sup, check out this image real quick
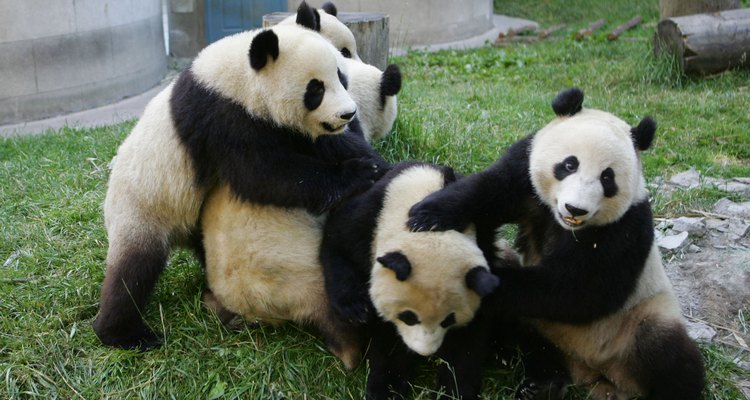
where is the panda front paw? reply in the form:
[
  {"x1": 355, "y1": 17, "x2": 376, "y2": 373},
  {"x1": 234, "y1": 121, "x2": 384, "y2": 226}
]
[
  {"x1": 341, "y1": 157, "x2": 383, "y2": 193},
  {"x1": 407, "y1": 196, "x2": 467, "y2": 232},
  {"x1": 331, "y1": 289, "x2": 371, "y2": 325}
]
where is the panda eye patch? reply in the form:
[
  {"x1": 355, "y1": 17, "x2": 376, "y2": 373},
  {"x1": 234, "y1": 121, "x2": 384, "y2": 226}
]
[
  {"x1": 337, "y1": 68, "x2": 348, "y2": 89},
  {"x1": 440, "y1": 313, "x2": 456, "y2": 328},
  {"x1": 553, "y1": 156, "x2": 579, "y2": 181},
  {"x1": 341, "y1": 47, "x2": 352, "y2": 58},
  {"x1": 601, "y1": 167, "x2": 618, "y2": 197},
  {"x1": 304, "y1": 79, "x2": 325, "y2": 111},
  {"x1": 397, "y1": 310, "x2": 419, "y2": 326}
]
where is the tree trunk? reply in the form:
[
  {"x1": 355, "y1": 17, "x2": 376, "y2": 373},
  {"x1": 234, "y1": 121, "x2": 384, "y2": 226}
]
[
  {"x1": 654, "y1": 8, "x2": 750, "y2": 75},
  {"x1": 659, "y1": 0, "x2": 739, "y2": 19}
]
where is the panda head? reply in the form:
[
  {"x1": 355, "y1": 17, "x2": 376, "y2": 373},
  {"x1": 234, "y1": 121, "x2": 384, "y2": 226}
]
[
  {"x1": 529, "y1": 88, "x2": 656, "y2": 230},
  {"x1": 191, "y1": 3, "x2": 356, "y2": 138},
  {"x1": 343, "y1": 59, "x2": 402, "y2": 141},
  {"x1": 370, "y1": 228, "x2": 498, "y2": 356},
  {"x1": 280, "y1": 1, "x2": 361, "y2": 61}
]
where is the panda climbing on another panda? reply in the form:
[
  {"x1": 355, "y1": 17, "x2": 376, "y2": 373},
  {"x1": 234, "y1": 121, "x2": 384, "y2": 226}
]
[
  {"x1": 199, "y1": 121, "x2": 387, "y2": 371},
  {"x1": 408, "y1": 88, "x2": 705, "y2": 400},
  {"x1": 321, "y1": 162, "x2": 499, "y2": 400},
  {"x1": 94, "y1": 2, "x2": 380, "y2": 351}
]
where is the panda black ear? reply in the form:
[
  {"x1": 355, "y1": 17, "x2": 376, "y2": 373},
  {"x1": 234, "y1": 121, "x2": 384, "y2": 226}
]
[
  {"x1": 296, "y1": 1, "x2": 321, "y2": 31},
  {"x1": 631, "y1": 116, "x2": 656, "y2": 151},
  {"x1": 380, "y1": 64, "x2": 402, "y2": 107},
  {"x1": 552, "y1": 87, "x2": 584, "y2": 117},
  {"x1": 465, "y1": 266, "x2": 499, "y2": 297},
  {"x1": 322, "y1": 1, "x2": 338, "y2": 16},
  {"x1": 249, "y1": 30, "x2": 279, "y2": 71},
  {"x1": 377, "y1": 251, "x2": 411, "y2": 281}
]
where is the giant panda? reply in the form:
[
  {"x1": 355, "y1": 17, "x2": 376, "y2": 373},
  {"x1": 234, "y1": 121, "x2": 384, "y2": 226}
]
[
  {"x1": 199, "y1": 124, "x2": 386, "y2": 371},
  {"x1": 279, "y1": 1, "x2": 361, "y2": 61},
  {"x1": 343, "y1": 58, "x2": 401, "y2": 141},
  {"x1": 408, "y1": 88, "x2": 705, "y2": 399},
  {"x1": 94, "y1": 3, "x2": 380, "y2": 351},
  {"x1": 321, "y1": 162, "x2": 500, "y2": 400}
]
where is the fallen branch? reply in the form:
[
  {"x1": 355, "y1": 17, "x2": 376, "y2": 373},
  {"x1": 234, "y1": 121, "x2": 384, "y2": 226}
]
[
  {"x1": 539, "y1": 23, "x2": 566, "y2": 38},
  {"x1": 575, "y1": 18, "x2": 605, "y2": 40},
  {"x1": 497, "y1": 24, "x2": 537, "y2": 40},
  {"x1": 607, "y1": 15, "x2": 642, "y2": 40}
]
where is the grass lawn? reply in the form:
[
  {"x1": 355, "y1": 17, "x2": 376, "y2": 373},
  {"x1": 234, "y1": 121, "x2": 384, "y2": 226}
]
[{"x1": 2, "y1": 0, "x2": 749, "y2": 398}]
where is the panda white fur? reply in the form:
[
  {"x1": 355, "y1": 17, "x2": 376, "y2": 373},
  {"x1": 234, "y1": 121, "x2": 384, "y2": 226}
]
[
  {"x1": 200, "y1": 186, "x2": 364, "y2": 370},
  {"x1": 408, "y1": 88, "x2": 705, "y2": 399},
  {"x1": 321, "y1": 162, "x2": 499, "y2": 400},
  {"x1": 280, "y1": 1, "x2": 360, "y2": 61},
  {"x1": 94, "y1": 3, "x2": 379, "y2": 350},
  {"x1": 343, "y1": 58, "x2": 401, "y2": 141}
]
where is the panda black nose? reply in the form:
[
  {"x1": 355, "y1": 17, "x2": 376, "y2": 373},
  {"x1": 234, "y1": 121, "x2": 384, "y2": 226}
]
[
  {"x1": 565, "y1": 203, "x2": 588, "y2": 217},
  {"x1": 340, "y1": 111, "x2": 356, "y2": 121}
]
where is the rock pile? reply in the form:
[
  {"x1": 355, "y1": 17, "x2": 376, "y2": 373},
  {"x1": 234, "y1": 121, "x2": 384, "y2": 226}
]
[{"x1": 651, "y1": 169, "x2": 749, "y2": 364}]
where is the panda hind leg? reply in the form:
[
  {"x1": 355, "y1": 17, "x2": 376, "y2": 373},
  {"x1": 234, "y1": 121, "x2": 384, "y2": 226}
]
[
  {"x1": 315, "y1": 307, "x2": 365, "y2": 371},
  {"x1": 201, "y1": 290, "x2": 242, "y2": 328},
  {"x1": 93, "y1": 235, "x2": 169, "y2": 351},
  {"x1": 627, "y1": 320, "x2": 705, "y2": 400}
]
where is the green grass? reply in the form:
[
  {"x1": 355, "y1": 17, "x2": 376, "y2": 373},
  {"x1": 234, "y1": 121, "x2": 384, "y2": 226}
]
[{"x1": 2, "y1": 1, "x2": 749, "y2": 398}]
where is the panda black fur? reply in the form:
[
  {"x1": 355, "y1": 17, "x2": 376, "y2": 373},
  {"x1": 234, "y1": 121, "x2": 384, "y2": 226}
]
[
  {"x1": 321, "y1": 162, "x2": 499, "y2": 400},
  {"x1": 94, "y1": 3, "x2": 380, "y2": 351},
  {"x1": 199, "y1": 124, "x2": 385, "y2": 371},
  {"x1": 408, "y1": 88, "x2": 705, "y2": 399}
]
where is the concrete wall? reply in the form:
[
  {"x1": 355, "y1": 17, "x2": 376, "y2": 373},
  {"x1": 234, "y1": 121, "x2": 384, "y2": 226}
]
[
  {"x1": 0, "y1": 0, "x2": 166, "y2": 124},
  {"x1": 289, "y1": 0, "x2": 493, "y2": 47},
  {"x1": 168, "y1": 0, "x2": 207, "y2": 57}
]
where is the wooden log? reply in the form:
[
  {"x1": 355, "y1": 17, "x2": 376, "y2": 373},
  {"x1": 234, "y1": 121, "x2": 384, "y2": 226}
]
[
  {"x1": 263, "y1": 12, "x2": 389, "y2": 70},
  {"x1": 654, "y1": 8, "x2": 750, "y2": 75},
  {"x1": 607, "y1": 16, "x2": 642, "y2": 41},
  {"x1": 575, "y1": 19, "x2": 605, "y2": 40},
  {"x1": 659, "y1": 0, "x2": 739, "y2": 19}
]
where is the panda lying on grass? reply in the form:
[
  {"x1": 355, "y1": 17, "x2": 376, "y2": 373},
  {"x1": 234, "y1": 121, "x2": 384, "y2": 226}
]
[{"x1": 409, "y1": 88, "x2": 705, "y2": 400}]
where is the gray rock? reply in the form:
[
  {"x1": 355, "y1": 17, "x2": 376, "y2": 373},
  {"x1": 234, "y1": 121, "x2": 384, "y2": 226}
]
[
  {"x1": 714, "y1": 198, "x2": 750, "y2": 219},
  {"x1": 686, "y1": 244, "x2": 702, "y2": 253},
  {"x1": 685, "y1": 319, "x2": 717, "y2": 342},
  {"x1": 728, "y1": 219, "x2": 750, "y2": 237},
  {"x1": 669, "y1": 168, "x2": 701, "y2": 188},
  {"x1": 657, "y1": 231, "x2": 689, "y2": 251},
  {"x1": 670, "y1": 217, "x2": 706, "y2": 236},
  {"x1": 705, "y1": 218, "x2": 729, "y2": 231}
]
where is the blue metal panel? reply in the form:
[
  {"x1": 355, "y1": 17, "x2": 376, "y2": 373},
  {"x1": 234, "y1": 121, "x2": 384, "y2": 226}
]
[{"x1": 205, "y1": 0, "x2": 286, "y2": 44}]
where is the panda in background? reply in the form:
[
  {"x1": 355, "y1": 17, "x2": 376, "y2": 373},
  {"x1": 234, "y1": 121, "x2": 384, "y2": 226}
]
[
  {"x1": 94, "y1": 2, "x2": 380, "y2": 351},
  {"x1": 343, "y1": 58, "x2": 401, "y2": 141},
  {"x1": 199, "y1": 123, "x2": 386, "y2": 371},
  {"x1": 321, "y1": 162, "x2": 499, "y2": 400},
  {"x1": 279, "y1": 1, "x2": 360, "y2": 61},
  {"x1": 408, "y1": 88, "x2": 705, "y2": 399}
]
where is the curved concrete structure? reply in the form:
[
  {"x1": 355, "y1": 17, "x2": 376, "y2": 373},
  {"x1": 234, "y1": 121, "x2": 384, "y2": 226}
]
[
  {"x1": 0, "y1": 0, "x2": 166, "y2": 124},
  {"x1": 287, "y1": 0, "x2": 494, "y2": 48}
]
